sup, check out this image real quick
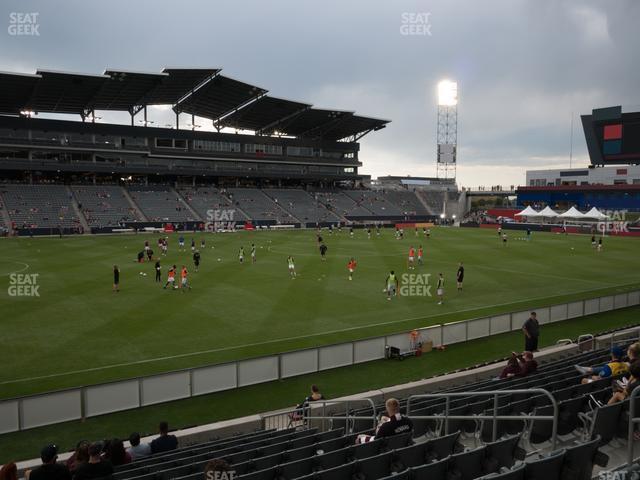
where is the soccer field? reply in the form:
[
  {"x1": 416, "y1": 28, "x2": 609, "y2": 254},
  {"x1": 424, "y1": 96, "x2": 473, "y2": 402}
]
[{"x1": 1, "y1": 227, "x2": 638, "y2": 399}]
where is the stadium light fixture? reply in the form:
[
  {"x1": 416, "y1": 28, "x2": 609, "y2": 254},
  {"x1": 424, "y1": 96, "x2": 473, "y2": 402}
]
[
  {"x1": 440, "y1": 213, "x2": 446, "y2": 219},
  {"x1": 437, "y1": 80, "x2": 458, "y2": 106}
]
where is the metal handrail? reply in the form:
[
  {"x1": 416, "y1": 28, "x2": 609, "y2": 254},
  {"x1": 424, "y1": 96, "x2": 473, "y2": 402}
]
[
  {"x1": 302, "y1": 398, "x2": 378, "y2": 432},
  {"x1": 407, "y1": 389, "x2": 559, "y2": 450},
  {"x1": 627, "y1": 385, "x2": 640, "y2": 465},
  {"x1": 610, "y1": 326, "x2": 640, "y2": 350}
]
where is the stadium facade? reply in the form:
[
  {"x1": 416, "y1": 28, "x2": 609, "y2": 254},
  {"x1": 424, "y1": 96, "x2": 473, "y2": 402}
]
[{"x1": 518, "y1": 106, "x2": 640, "y2": 211}]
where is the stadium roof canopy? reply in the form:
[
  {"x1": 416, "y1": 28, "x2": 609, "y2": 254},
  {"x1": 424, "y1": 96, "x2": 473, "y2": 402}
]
[{"x1": 0, "y1": 67, "x2": 389, "y2": 140}]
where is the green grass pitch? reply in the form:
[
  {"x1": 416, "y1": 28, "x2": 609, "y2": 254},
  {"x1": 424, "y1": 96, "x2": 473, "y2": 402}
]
[{"x1": 1, "y1": 226, "x2": 639, "y2": 400}]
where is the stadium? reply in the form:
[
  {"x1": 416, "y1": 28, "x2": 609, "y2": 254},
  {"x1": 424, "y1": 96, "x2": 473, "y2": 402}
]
[{"x1": 1, "y1": 2, "x2": 640, "y2": 480}]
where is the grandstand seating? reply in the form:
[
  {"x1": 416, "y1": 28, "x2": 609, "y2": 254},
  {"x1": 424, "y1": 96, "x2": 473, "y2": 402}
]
[
  {"x1": 380, "y1": 190, "x2": 429, "y2": 216},
  {"x1": 0, "y1": 184, "x2": 80, "y2": 229},
  {"x1": 72, "y1": 185, "x2": 141, "y2": 227},
  {"x1": 311, "y1": 191, "x2": 373, "y2": 218},
  {"x1": 127, "y1": 186, "x2": 197, "y2": 222},
  {"x1": 66, "y1": 344, "x2": 633, "y2": 480},
  {"x1": 178, "y1": 187, "x2": 247, "y2": 221},
  {"x1": 343, "y1": 191, "x2": 403, "y2": 216},
  {"x1": 262, "y1": 189, "x2": 340, "y2": 223},
  {"x1": 228, "y1": 188, "x2": 297, "y2": 223}
]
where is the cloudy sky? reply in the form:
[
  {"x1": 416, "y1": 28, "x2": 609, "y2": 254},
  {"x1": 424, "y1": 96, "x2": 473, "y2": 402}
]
[{"x1": 1, "y1": 0, "x2": 638, "y2": 188}]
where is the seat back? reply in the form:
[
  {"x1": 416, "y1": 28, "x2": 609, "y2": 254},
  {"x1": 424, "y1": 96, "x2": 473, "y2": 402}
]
[
  {"x1": 561, "y1": 436, "x2": 603, "y2": 480},
  {"x1": 523, "y1": 450, "x2": 565, "y2": 480},
  {"x1": 355, "y1": 451, "x2": 393, "y2": 480},
  {"x1": 447, "y1": 446, "x2": 487, "y2": 480},
  {"x1": 483, "y1": 434, "x2": 523, "y2": 472},
  {"x1": 590, "y1": 402, "x2": 623, "y2": 445},
  {"x1": 410, "y1": 456, "x2": 449, "y2": 480},
  {"x1": 424, "y1": 430, "x2": 462, "y2": 462},
  {"x1": 477, "y1": 463, "x2": 525, "y2": 480}
]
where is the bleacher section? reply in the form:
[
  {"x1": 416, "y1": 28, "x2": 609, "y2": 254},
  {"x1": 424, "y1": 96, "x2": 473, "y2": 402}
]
[
  {"x1": 179, "y1": 187, "x2": 247, "y2": 221},
  {"x1": 381, "y1": 190, "x2": 429, "y2": 216},
  {"x1": 0, "y1": 184, "x2": 80, "y2": 229},
  {"x1": 312, "y1": 191, "x2": 373, "y2": 218},
  {"x1": 72, "y1": 185, "x2": 141, "y2": 227},
  {"x1": 58, "y1": 344, "x2": 636, "y2": 480},
  {"x1": 344, "y1": 191, "x2": 404, "y2": 216},
  {"x1": 127, "y1": 186, "x2": 197, "y2": 222},
  {"x1": 262, "y1": 190, "x2": 340, "y2": 224},
  {"x1": 228, "y1": 188, "x2": 297, "y2": 223}
]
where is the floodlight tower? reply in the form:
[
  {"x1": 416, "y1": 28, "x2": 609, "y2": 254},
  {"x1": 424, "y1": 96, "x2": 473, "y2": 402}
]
[{"x1": 436, "y1": 80, "x2": 458, "y2": 180}]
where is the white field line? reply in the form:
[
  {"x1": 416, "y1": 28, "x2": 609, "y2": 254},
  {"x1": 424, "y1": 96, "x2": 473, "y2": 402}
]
[{"x1": 1, "y1": 282, "x2": 637, "y2": 386}]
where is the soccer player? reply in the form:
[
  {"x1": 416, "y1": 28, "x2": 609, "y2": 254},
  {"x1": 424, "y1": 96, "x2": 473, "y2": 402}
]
[
  {"x1": 597, "y1": 237, "x2": 603, "y2": 252},
  {"x1": 137, "y1": 250, "x2": 145, "y2": 263},
  {"x1": 591, "y1": 234, "x2": 596, "y2": 248},
  {"x1": 329, "y1": 224, "x2": 334, "y2": 235},
  {"x1": 497, "y1": 226, "x2": 502, "y2": 237},
  {"x1": 155, "y1": 260, "x2": 161, "y2": 282},
  {"x1": 502, "y1": 232, "x2": 508, "y2": 246},
  {"x1": 526, "y1": 228, "x2": 531, "y2": 241},
  {"x1": 113, "y1": 265, "x2": 120, "y2": 293},
  {"x1": 436, "y1": 273, "x2": 445, "y2": 305},
  {"x1": 251, "y1": 243, "x2": 256, "y2": 263},
  {"x1": 426, "y1": 228, "x2": 431, "y2": 238},
  {"x1": 367, "y1": 227, "x2": 371, "y2": 239},
  {"x1": 288, "y1": 256, "x2": 296, "y2": 278},
  {"x1": 408, "y1": 246, "x2": 415, "y2": 270},
  {"x1": 201, "y1": 238, "x2": 206, "y2": 249},
  {"x1": 163, "y1": 265, "x2": 176, "y2": 289},
  {"x1": 180, "y1": 265, "x2": 191, "y2": 291},
  {"x1": 191, "y1": 238, "x2": 196, "y2": 252},
  {"x1": 178, "y1": 235, "x2": 185, "y2": 251},
  {"x1": 144, "y1": 240, "x2": 150, "y2": 253},
  {"x1": 347, "y1": 257, "x2": 357, "y2": 281},
  {"x1": 417, "y1": 245, "x2": 424, "y2": 266},
  {"x1": 399, "y1": 228, "x2": 404, "y2": 240},
  {"x1": 319, "y1": 243, "x2": 328, "y2": 261},
  {"x1": 239, "y1": 246, "x2": 245, "y2": 263},
  {"x1": 422, "y1": 227, "x2": 427, "y2": 237},
  {"x1": 349, "y1": 227, "x2": 354, "y2": 238},
  {"x1": 456, "y1": 262, "x2": 464, "y2": 291},
  {"x1": 415, "y1": 227, "x2": 418, "y2": 237},
  {"x1": 376, "y1": 225, "x2": 381, "y2": 237},
  {"x1": 385, "y1": 270, "x2": 399, "y2": 300},
  {"x1": 146, "y1": 248, "x2": 154, "y2": 262},
  {"x1": 193, "y1": 250, "x2": 200, "y2": 272}
]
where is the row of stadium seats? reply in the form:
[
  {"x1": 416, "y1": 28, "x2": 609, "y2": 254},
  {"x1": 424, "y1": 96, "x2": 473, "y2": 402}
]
[
  {"x1": 0, "y1": 183, "x2": 451, "y2": 228},
  {"x1": 0, "y1": 184, "x2": 80, "y2": 228},
  {"x1": 72, "y1": 185, "x2": 142, "y2": 227},
  {"x1": 85, "y1": 345, "x2": 630, "y2": 480}
]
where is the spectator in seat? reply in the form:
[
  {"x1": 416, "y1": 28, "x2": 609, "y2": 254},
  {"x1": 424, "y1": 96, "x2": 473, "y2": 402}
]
[
  {"x1": 576, "y1": 346, "x2": 629, "y2": 384},
  {"x1": 608, "y1": 362, "x2": 640, "y2": 405},
  {"x1": 291, "y1": 385, "x2": 324, "y2": 421},
  {"x1": 626, "y1": 343, "x2": 640, "y2": 367},
  {"x1": 27, "y1": 445, "x2": 71, "y2": 480},
  {"x1": 0, "y1": 462, "x2": 18, "y2": 480},
  {"x1": 127, "y1": 432, "x2": 151, "y2": 460},
  {"x1": 65, "y1": 441, "x2": 90, "y2": 473},
  {"x1": 103, "y1": 438, "x2": 131, "y2": 466},
  {"x1": 73, "y1": 442, "x2": 113, "y2": 480},
  {"x1": 150, "y1": 421, "x2": 178, "y2": 454},
  {"x1": 375, "y1": 398, "x2": 413, "y2": 439},
  {"x1": 499, "y1": 355, "x2": 521, "y2": 379},
  {"x1": 517, "y1": 351, "x2": 538, "y2": 376}
]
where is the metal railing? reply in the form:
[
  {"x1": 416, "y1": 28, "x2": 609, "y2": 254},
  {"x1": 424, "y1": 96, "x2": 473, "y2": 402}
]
[
  {"x1": 261, "y1": 398, "x2": 378, "y2": 433},
  {"x1": 407, "y1": 389, "x2": 559, "y2": 450}
]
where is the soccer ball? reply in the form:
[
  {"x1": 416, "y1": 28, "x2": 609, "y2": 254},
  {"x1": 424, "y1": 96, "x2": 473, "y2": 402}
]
[{"x1": 217, "y1": 258, "x2": 222, "y2": 262}]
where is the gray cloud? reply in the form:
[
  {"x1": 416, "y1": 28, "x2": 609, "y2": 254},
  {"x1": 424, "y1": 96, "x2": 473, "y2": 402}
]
[{"x1": 0, "y1": 0, "x2": 637, "y2": 187}]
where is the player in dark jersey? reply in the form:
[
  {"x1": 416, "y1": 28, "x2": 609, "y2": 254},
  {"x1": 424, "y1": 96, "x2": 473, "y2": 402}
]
[
  {"x1": 113, "y1": 265, "x2": 120, "y2": 292},
  {"x1": 319, "y1": 243, "x2": 328, "y2": 261},
  {"x1": 456, "y1": 262, "x2": 464, "y2": 291},
  {"x1": 155, "y1": 260, "x2": 161, "y2": 282},
  {"x1": 193, "y1": 250, "x2": 201, "y2": 272}
]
